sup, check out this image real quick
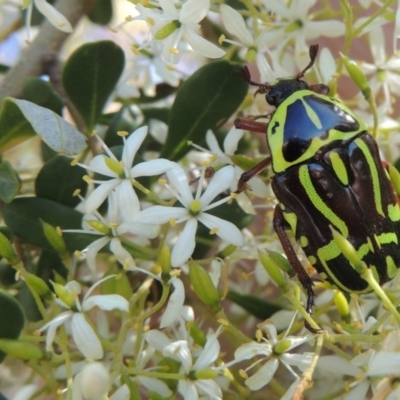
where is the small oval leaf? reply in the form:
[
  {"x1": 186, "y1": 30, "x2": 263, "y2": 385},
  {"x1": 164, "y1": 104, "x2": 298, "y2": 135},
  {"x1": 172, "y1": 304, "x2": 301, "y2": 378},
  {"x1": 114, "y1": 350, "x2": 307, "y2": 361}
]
[
  {"x1": 160, "y1": 60, "x2": 248, "y2": 161},
  {"x1": 63, "y1": 41, "x2": 125, "y2": 132},
  {"x1": 0, "y1": 98, "x2": 87, "y2": 155},
  {"x1": 35, "y1": 155, "x2": 87, "y2": 207},
  {"x1": 0, "y1": 161, "x2": 21, "y2": 203},
  {"x1": 0, "y1": 290, "x2": 25, "y2": 363}
]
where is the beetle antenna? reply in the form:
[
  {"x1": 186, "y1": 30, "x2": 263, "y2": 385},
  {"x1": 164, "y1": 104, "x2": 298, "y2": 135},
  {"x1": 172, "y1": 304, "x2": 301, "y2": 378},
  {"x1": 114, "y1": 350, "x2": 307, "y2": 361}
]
[
  {"x1": 238, "y1": 66, "x2": 272, "y2": 94},
  {"x1": 296, "y1": 44, "x2": 319, "y2": 80}
]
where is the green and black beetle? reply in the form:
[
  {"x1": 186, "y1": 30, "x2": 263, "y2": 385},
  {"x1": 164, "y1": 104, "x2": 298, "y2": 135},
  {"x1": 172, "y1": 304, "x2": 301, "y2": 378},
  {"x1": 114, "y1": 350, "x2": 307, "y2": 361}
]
[{"x1": 235, "y1": 44, "x2": 400, "y2": 330}]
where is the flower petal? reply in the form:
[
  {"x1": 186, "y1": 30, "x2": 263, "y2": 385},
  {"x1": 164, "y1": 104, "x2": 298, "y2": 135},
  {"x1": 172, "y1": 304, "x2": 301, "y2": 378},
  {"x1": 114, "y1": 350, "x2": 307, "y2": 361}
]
[
  {"x1": 117, "y1": 179, "x2": 141, "y2": 220},
  {"x1": 85, "y1": 179, "x2": 120, "y2": 214},
  {"x1": 136, "y1": 377, "x2": 173, "y2": 398},
  {"x1": 163, "y1": 340, "x2": 192, "y2": 373},
  {"x1": 245, "y1": 359, "x2": 278, "y2": 390},
  {"x1": 200, "y1": 166, "x2": 235, "y2": 206},
  {"x1": 82, "y1": 294, "x2": 129, "y2": 312},
  {"x1": 71, "y1": 313, "x2": 103, "y2": 360},
  {"x1": 109, "y1": 237, "x2": 137, "y2": 270},
  {"x1": 123, "y1": 126, "x2": 148, "y2": 168},
  {"x1": 182, "y1": 26, "x2": 225, "y2": 59},
  {"x1": 171, "y1": 218, "x2": 198, "y2": 267},
  {"x1": 180, "y1": 0, "x2": 209, "y2": 23},
  {"x1": 88, "y1": 155, "x2": 118, "y2": 177},
  {"x1": 234, "y1": 342, "x2": 272, "y2": 361},
  {"x1": 160, "y1": 277, "x2": 185, "y2": 328},
  {"x1": 39, "y1": 311, "x2": 73, "y2": 351},
  {"x1": 109, "y1": 384, "x2": 130, "y2": 400},
  {"x1": 198, "y1": 213, "x2": 244, "y2": 246},
  {"x1": 367, "y1": 351, "x2": 400, "y2": 376},
  {"x1": 145, "y1": 330, "x2": 172, "y2": 352},
  {"x1": 167, "y1": 166, "x2": 194, "y2": 205},
  {"x1": 223, "y1": 127, "x2": 245, "y2": 156},
  {"x1": 220, "y1": 5, "x2": 253, "y2": 47},
  {"x1": 34, "y1": 0, "x2": 72, "y2": 32},
  {"x1": 134, "y1": 205, "x2": 188, "y2": 225},
  {"x1": 194, "y1": 379, "x2": 222, "y2": 399},
  {"x1": 193, "y1": 331, "x2": 220, "y2": 370},
  {"x1": 85, "y1": 236, "x2": 110, "y2": 272},
  {"x1": 130, "y1": 159, "x2": 176, "y2": 178}
]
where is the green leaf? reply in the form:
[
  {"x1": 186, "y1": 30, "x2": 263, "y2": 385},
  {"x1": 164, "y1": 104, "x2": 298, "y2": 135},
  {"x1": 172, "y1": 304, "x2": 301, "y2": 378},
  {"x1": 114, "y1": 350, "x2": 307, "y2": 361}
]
[
  {"x1": 0, "y1": 161, "x2": 21, "y2": 203},
  {"x1": 0, "y1": 98, "x2": 87, "y2": 155},
  {"x1": 23, "y1": 77, "x2": 64, "y2": 115},
  {"x1": 0, "y1": 290, "x2": 25, "y2": 363},
  {"x1": 2, "y1": 197, "x2": 93, "y2": 253},
  {"x1": 63, "y1": 41, "x2": 125, "y2": 132},
  {"x1": 35, "y1": 155, "x2": 87, "y2": 207},
  {"x1": 226, "y1": 290, "x2": 283, "y2": 320},
  {"x1": 160, "y1": 60, "x2": 248, "y2": 161},
  {"x1": 88, "y1": 0, "x2": 113, "y2": 25}
]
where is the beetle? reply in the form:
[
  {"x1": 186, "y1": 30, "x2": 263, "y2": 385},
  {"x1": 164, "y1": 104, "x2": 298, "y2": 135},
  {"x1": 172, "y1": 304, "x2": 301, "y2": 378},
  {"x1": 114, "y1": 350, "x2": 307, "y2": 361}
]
[{"x1": 235, "y1": 44, "x2": 400, "y2": 331}]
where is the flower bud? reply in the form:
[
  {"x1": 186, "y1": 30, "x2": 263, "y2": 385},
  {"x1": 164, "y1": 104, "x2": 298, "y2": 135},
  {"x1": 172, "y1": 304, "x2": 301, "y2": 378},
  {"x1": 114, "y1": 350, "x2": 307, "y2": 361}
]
[
  {"x1": 330, "y1": 226, "x2": 367, "y2": 275},
  {"x1": 341, "y1": 53, "x2": 370, "y2": 98},
  {"x1": 41, "y1": 221, "x2": 68, "y2": 258},
  {"x1": 0, "y1": 231, "x2": 18, "y2": 265},
  {"x1": 0, "y1": 339, "x2": 43, "y2": 360},
  {"x1": 24, "y1": 273, "x2": 53, "y2": 300},
  {"x1": 267, "y1": 251, "x2": 294, "y2": 277},
  {"x1": 86, "y1": 219, "x2": 112, "y2": 235},
  {"x1": 154, "y1": 20, "x2": 181, "y2": 40},
  {"x1": 79, "y1": 362, "x2": 110, "y2": 400},
  {"x1": 217, "y1": 244, "x2": 236, "y2": 258},
  {"x1": 159, "y1": 244, "x2": 171, "y2": 278},
  {"x1": 50, "y1": 281, "x2": 75, "y2": 308},
  {"x1": 193, "y1": 368, "x2": 219, "y2": 380},
  {"x1": 333, "y1": 290, "x2": 350, "y2": 322},
  {"x1": 259, "y1": 252, "x2": 290, "y2": 292},
  {"x1": 273, "y1": 339, "x2": 291, "y2": 355},
  {"x1": 189, "y1": 263, "x2": 221, "y2": 313}
]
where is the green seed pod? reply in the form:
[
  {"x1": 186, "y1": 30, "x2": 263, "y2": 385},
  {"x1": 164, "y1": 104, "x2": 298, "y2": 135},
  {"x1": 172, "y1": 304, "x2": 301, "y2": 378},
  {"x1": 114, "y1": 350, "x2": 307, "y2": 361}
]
[
  {"x1": 189, "y1": 263, "x2": 221, "y2": 313},
  {"x1": 24, "y1": 273, "x2": 53, "y2": 300},
  {"x1": 259, "y1": 252, "x2": 290, "y2": 292},
  {"x1": 41, "y1": 221, "x2": 68, "y2": 257},
  {"x1": 333, "y1": 290, "x2": 351, "y2": 322},
  {"x1": 0, "y1": 231, "x2": 18, "y2": 265},
  {"x1": 0, "y1": 339, "x2": 44, "y2": 360}
]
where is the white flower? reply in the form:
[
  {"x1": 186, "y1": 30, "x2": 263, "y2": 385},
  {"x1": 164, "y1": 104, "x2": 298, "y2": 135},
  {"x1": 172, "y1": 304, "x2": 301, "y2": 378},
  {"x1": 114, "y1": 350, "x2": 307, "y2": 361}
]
[
  {"x1": 146, "y1": 327, "x2": 223, "y2": 399},
  {"x1": 220, "y1": 5, "x2": 285, "y2": 81},
  {"x1": 25, "y1": 0, "x2": 72, "y2": 40},
  {"x1": 233, "y1": 321, "x2": 313, "y2": 391},
  {"x1": 359, "y1": 26, "x2": 400, "y2": 113},
  {"x1": 79, "y1": 126, "x2": 175, "y2": 223},
  {"x1": 39, "y1": 277, "x2": 129, "y2": 360},
  {"x1": 136, "y1": 0, "x2": 225, "y2": 65},
  {"x1": 133, "y1": 164, "x2": 244, "y2": 267},
  {"x1": 261, "y1": 0, "x2": 345, "y2": 66}
]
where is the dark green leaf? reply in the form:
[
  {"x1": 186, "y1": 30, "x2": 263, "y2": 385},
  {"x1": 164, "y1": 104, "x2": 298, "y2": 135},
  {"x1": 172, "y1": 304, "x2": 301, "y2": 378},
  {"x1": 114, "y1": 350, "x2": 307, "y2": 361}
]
[
  {"x1": 0, "y1": 290, "x2": 25, "y2": 363},
  {"x1": 63, "y1": 41, "x2": 125, "y2": 132},
  {"x1": 160, "y1": 60, "x2": 248, "y2": 161},
  {"x1": 0, "y1": 161, "x2": 21, "y2": 203},
  {"x1": 0, "y1": 391, "x2": 9, "y2": 400},
  {"x1": 18, "y1": 282, "x2": 42, "y2": 322},
  {"x1": 37, "y1": 251, "x2": 68, "y2": 282},
  {"x1": 35, "y1": 155, "x2": 87, "y2": 207},
  {"x1": 23, "y1": 78, "x2": 64, "y2": 115},
  {"x1": 226, "y1": 290, "x2": 283, "y2": 320},
  {"x1": 2, "y1": 197, "x2": 92, "y2": 253},
  {"x1": 88, "y1": 0, "x2": 113, "y2": 25},
  {"x1": 0, "y1": 98, "x2": 87, "y2": 155}
]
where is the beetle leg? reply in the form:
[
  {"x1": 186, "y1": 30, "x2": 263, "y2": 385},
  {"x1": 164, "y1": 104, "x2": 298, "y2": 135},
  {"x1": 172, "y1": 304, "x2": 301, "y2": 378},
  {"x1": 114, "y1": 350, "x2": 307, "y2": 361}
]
[
  {"x1": 236, "y1": 156, "x2": 272, "y2": 192},
  {"x1": 273, "y1": 205, "x2": 318, "y2": 319},
  {"x1": 234, "y1": 117, "x2": 268, "y2": 133}
]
